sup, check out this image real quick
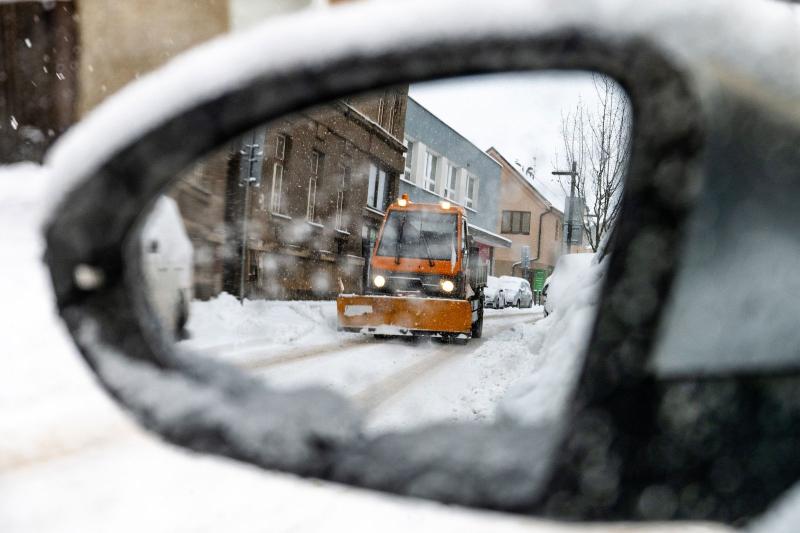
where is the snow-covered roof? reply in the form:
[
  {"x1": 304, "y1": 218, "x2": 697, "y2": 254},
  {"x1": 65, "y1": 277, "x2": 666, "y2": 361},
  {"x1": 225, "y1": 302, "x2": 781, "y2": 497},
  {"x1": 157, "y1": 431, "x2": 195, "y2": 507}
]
[
  {"x1": 486, "y1": 147, "x2": 564, "y2": 215},
  {"x1": 468, "y1": 223, "x2": 512, "y2": 248}
]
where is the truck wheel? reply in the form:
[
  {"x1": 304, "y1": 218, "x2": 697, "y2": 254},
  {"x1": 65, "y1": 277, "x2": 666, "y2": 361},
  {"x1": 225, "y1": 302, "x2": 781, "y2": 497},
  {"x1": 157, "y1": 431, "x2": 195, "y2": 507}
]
[{"x1": 471, "y1": 297, "x2": 484, "y2": 339}]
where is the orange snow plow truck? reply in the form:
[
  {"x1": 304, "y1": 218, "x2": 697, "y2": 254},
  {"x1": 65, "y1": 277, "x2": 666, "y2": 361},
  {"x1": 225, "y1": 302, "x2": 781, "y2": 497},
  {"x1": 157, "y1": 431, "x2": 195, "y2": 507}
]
[{"x1": 337, "y1": 195, "x2": 487, "y2": 341}]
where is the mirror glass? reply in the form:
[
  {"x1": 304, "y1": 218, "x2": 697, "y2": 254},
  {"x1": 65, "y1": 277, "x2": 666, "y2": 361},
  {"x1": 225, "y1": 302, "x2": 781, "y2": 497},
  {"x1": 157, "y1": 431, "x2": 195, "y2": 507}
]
[{"x1": 136, "y1": 72, "x2": 631, "y2": 434}]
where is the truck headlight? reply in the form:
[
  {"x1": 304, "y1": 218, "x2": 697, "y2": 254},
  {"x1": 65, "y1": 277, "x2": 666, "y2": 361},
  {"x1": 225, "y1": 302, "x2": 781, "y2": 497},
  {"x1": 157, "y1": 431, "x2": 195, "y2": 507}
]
[
  {"x1": 440, "y1": 279, "x2": 455, "y2": 293},
  {"x1": 373, "y1": 275, "x2": 386, "y2": 288}
]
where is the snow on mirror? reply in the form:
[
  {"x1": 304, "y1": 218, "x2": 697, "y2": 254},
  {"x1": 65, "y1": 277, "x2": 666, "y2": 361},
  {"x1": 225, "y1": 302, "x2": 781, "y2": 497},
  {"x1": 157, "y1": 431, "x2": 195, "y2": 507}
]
[{"x1": 137, "y1": 72, "x2": 630, "y2": 433}]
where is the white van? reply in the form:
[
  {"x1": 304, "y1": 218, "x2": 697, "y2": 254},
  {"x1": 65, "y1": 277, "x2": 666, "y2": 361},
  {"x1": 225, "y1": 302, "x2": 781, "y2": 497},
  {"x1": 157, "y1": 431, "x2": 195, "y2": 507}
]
[{"x1": 140, "y1": 196, "x2": 194, "y2": 339}]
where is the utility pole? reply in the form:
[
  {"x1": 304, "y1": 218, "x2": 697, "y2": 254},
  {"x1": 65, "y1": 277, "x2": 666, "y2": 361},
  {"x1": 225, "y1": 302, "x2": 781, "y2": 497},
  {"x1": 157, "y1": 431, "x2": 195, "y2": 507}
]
[
  {"x1": 238, "y1": 129, "x2": 264, "y2": 303},
  {"x1": 552, "y1": 160, "x2": 578, "y2": 255}
]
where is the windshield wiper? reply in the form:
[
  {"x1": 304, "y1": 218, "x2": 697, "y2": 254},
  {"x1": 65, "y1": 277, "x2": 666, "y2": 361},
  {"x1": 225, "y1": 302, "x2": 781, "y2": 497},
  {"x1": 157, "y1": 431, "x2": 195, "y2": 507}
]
[
  {"x1": 395, "y1": 214, "x2": 406, "y2": 265},
  {"x1": 419, "y1": 229, "x2": 435, "y2": 267}
]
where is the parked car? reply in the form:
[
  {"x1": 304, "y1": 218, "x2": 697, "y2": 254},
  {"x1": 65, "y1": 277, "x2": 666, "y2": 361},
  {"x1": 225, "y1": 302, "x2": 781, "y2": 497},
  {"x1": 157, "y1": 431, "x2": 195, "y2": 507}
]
[
  {"x1": 497, "y1": 276, "x2": 533, "y2": 308},
  {"x1": 483, "y1": 276, "x2": 507, "y2": 308},
  {"x1": 140, "y1": 196, "x2": 194, "y2": 339}
]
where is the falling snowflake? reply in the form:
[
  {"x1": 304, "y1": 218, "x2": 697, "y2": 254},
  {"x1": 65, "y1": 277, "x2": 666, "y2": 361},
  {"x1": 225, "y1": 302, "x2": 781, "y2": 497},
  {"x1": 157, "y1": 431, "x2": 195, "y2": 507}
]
[
  {"x1": 24, "y1": 38, "x2": 32, "y2": 48},
  {"x1": 10, "y1": 116, "x2": 18, "y2": 130}
]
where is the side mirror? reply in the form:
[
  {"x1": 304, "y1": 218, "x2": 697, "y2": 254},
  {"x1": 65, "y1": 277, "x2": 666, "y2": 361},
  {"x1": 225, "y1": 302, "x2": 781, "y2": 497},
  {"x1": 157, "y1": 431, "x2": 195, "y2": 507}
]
[{"x1": 42, "y1": 0, "x2": 800, "y2": 525}]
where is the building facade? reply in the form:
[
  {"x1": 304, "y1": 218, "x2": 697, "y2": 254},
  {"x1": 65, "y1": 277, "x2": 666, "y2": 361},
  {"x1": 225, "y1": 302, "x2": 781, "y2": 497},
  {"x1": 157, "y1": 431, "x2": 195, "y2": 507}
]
[
  {"x1": 169, "y1": 88, "x2": 408, "y2": 301},
  {"x1": 486, "y1": 147, "x2": 564, "y2": 292},
  {"x1": 231, "y1": 90, "x2": 408, "y2": 299},
  {"x1": 167, "y1": 147, "x2": 231, "y2": 300},
  {"x1": 400, "y1": 97, "x2": 510, "y2": 268}
]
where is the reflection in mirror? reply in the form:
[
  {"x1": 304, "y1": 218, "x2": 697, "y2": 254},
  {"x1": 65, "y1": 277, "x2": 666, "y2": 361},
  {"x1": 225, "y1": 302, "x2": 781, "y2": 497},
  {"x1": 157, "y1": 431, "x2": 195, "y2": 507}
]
[{"x1": 137, "y1": 72, "x2": 631, "y2": 434}]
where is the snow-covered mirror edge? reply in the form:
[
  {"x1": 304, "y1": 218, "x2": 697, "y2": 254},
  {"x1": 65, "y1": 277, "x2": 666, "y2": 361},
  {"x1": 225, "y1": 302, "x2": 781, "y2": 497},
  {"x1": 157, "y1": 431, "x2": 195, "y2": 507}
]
[{"x1": 51, "y1": 0, "x2": 800, "y2": 523}]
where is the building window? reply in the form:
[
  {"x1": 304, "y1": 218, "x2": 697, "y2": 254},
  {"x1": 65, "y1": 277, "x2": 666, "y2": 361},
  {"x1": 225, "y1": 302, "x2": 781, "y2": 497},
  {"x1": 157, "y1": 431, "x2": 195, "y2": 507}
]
[
  {"x1": 275, "y1": 134, "x2": 286, "y2": 159},
  {"x1": 501, "y1": 210, "x2": 531, "y2": 235},
  {"x1": 336, "y1": 166, "x2": 351, "y2": 231},
  {"x1": 555, "y1": 222, "x2": 560, "y2": 240},
  {"x1": 465, "y1": 174, "x2": 478, "y2": 208},
  {"x1": 247, "y1": 249, "x2": 260, "y2": 283},
  {"x1": 386, "y1": 96, "x2": 395, "y2": 131},
  {"x1": 377, "y1": 98, "x2": 386, "y2": 127},
  {"x1": 445, "y1": 165, "x2": 459, "y2": 200},
  {"x1": 390, "y1": 98, "x2": 402, "y2": 135},
  {"x1": 270, "y1": 162, "x2": 284, "y2": 214},
  {"x1": 307, "y1": 150, "x2": 323, "y2": 222},
  {"x1": 424, "y1": 151, "x2": 438, "y2": 192},
  {"x1": 404, "y1": 139, "x2": 414, "y2": 181},
  {"x1": 367, "y1": 162, "x2": 388, "y2": 211}
]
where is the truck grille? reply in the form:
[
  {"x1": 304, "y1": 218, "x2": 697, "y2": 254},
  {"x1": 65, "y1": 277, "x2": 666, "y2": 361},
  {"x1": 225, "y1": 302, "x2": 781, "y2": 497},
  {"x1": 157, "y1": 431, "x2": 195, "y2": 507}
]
[{"x1": 387, "y1": 275, "x2": 424, "y2": 292}]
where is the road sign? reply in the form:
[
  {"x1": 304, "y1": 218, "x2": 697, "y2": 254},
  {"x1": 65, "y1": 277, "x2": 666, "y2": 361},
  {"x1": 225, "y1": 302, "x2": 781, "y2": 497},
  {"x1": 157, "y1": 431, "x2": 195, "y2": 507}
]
[
  {"x1": 563, "y1": 196, "x2": 585, "y2": 246},
  {"x1": 567, "y1": 197, "x2": 584, "y2": 225},
  {"x1": 568, "y1": 222, "x2": 583, "y2": 245}
]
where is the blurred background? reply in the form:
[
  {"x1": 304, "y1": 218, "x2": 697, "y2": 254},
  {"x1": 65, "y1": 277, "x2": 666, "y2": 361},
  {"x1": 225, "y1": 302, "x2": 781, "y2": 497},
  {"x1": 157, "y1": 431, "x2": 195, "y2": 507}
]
[{"x1": 1, "y1": 0, "x2": 330, "y2": 163}]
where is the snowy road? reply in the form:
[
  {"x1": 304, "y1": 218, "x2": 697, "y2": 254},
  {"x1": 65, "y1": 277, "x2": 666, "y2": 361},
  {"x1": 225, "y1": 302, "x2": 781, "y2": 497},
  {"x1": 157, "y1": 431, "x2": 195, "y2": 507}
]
[{"x1": 182, "y1": 301, "x2": 545, "y2": 433}]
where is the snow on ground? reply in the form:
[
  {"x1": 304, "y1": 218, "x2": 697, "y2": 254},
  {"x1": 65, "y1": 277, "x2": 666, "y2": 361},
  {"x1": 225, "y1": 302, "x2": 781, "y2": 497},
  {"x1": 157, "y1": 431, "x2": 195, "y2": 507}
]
[
  {"x1": 366, "y1": 311, "x2": 546, "y2": 432},
  {"x1": 3, "y1": 432, "x2": 611, "y2": 533},
  {"x1": 255, "y1": 336, "x2": 427, "y2": 392},
  {"x1": 179, "y1": 294, "x2": 551, "y2": 432},
  {"x1": 180, "y1": 292, "x2": 356, "y2": 361},
  {"x1": 498, "y1": 253, "x2": 604, "y2": 425},
  {"x1": 172, "y1": 269, "x2": 596, "y2": 435}
]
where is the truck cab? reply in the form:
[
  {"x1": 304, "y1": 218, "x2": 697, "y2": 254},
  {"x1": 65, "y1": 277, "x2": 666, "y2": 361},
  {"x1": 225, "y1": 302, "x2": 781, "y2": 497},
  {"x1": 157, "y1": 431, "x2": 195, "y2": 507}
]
[
  {"x1": 368, "y1": 199, "x2": 473, "y2": 298},
  {"x1": 337, "y1": 196, "x2": 486, "y2": 340}
]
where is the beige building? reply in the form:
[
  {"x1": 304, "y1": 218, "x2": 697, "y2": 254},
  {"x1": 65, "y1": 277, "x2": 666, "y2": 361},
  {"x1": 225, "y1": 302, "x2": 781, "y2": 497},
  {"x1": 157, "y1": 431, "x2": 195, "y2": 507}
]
[
  {"x1": 76, "y1": 0, "x2": 318, "y2": 115},
  {"x1": 486, "y1": 147, "x2": 563, "y2": 292}
]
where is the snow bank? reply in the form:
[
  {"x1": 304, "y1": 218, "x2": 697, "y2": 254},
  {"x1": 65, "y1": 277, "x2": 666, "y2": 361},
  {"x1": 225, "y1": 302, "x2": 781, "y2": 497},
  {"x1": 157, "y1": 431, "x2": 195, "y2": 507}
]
[
  {"x1": 180, "y1": 293, "x2": 351, "y2": 360},
  {"x1": 497, "y1": 253, "x2": 606, "y2": 425}
]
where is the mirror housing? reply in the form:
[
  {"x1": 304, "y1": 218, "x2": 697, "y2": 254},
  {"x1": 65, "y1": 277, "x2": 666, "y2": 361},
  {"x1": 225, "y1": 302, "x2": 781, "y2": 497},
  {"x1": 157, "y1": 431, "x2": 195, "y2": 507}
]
[{"x1": 42, "y1": 0, "x2": 800, "y2": 524}]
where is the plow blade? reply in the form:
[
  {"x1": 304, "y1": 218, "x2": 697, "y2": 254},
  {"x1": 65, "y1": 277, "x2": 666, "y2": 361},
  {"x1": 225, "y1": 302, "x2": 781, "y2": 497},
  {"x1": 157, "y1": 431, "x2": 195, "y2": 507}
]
[{"x1": 337, "y1": 294, "x2": 472, "y2": 335}]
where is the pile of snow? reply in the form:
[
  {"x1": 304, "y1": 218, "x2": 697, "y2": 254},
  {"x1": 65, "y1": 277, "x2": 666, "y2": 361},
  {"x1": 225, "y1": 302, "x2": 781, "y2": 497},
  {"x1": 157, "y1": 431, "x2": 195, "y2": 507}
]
[
  {"x1": 497, "y1": 253, "x2": 606, "y2": 425},
  {"x1": 180, "y1": 293, "x2": 351, "y2": 360}
]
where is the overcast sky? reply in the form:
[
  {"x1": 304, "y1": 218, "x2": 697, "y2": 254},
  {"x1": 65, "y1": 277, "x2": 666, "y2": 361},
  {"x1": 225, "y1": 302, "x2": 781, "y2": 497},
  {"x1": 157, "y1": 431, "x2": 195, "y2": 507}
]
[{"x1": 409, "y1": 72, "x2": 601, "y2": 208}]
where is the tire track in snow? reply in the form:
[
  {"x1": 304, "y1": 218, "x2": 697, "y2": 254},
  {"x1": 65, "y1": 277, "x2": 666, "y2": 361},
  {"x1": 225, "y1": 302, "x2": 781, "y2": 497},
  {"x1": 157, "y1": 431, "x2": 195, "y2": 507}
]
[
  {"x1": 234, "y1": 312, "x2": 540, "y2": 371},
  {"x1": 354, "y1": 313, "x2": 541, "y2": 412},
  {"x1": 237, "y1": 337, "x2": 373, "y2": 370},
  {"x1": 353, "y1": 344, "x2": 459, "y2": 411}
]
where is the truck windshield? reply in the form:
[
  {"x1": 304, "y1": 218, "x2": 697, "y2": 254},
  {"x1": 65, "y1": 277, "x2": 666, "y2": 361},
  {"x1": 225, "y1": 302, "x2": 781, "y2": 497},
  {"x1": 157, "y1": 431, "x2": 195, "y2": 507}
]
[{"x1": 376, "y1": 211, "x2": 458, "y2": 261}]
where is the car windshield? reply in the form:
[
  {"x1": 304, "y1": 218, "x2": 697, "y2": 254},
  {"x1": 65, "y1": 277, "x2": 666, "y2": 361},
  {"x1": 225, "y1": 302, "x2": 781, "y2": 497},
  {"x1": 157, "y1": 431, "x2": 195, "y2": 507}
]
[{"x1": 375, "y1": 210, "x2": 458, "y2": 261}]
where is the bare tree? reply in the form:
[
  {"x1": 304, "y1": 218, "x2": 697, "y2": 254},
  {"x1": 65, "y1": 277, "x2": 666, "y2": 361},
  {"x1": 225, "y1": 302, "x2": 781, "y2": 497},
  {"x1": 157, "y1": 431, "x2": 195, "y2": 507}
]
[{"x1": 554, "y1": 74, "x2": 631, "y2": 252}]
